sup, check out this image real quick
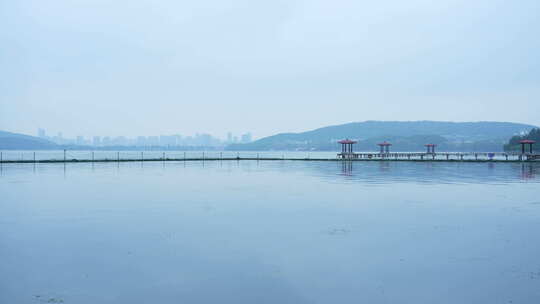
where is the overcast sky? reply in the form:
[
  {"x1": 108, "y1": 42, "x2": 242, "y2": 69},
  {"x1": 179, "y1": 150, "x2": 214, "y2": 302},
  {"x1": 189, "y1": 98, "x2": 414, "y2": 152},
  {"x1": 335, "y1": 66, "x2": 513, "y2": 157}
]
[{"x1": 1, "y1": 0, "x2": 539, "y2": 139}]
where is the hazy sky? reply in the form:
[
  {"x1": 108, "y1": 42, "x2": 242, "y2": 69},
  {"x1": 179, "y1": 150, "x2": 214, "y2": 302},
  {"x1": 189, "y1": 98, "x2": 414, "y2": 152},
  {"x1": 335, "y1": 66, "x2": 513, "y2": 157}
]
[{"x1": 1, "y1": 0, "x2": 539, "y2": 139}]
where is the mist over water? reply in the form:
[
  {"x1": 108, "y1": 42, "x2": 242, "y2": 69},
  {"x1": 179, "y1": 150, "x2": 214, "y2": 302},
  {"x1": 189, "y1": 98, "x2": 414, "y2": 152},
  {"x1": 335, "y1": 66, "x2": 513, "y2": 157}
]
[
  {"x1": 2, "y1": 1, "x2": 540, "y2": 303},
  {"x1": 1, "y1": 161, "x2": 539, "y2": 303}
]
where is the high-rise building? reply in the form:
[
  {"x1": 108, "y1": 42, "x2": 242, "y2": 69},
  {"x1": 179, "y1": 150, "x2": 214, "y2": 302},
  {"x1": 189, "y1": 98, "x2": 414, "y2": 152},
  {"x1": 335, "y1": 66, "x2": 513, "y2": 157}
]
[
  {"x1": 50, "y1": 132, "x2": 64, "y2": 145},
  {"x1": 112, "y1": 136, "x2": 127, "y2": 146},
  {"x1": 174, "y1": 135, "x2": 182, "y2": 146},
  {"x1": 241, "y1": 133, "x2": 252, "y2": 143},
  {"x1": 147, "y1": 136, "x2": 159, "y2": 146},
  {"x1": 93, "y1": 136, "x2": 101, "y2": 146},
  {"x1": 197, "y1": 134, "x2": 212, "y2": 146},
  {"x1": 136, "y1": 136, "x2": 147, "y2": 146},
  {"x1": 183, "y1": 136, "x2": 193, "y2": 146},
  {"x1": 76, "y1": 136, "x2": 85, "y2": 145},
  {"x1": 38, "y1": 128, "x2": 46, "y2": 138},
  {"x1": 160, "y1": 135, "x2": 177, "y2": 146},
  {"x1": 227, "y1": 132, "x2": 233, "y2": 143}
]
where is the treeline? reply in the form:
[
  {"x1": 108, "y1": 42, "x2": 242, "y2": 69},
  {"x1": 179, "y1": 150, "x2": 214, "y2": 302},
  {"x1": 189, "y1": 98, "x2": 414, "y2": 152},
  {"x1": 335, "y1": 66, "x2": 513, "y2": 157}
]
[{"x1": 504, "y1": 128, "x2": 540, "y2": 152}]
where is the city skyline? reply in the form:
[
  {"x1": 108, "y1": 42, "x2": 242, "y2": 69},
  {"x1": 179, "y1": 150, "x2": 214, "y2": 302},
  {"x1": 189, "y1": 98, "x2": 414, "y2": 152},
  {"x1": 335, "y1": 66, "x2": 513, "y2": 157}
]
[{"x1": 36, "y1": 128, "x2": 252, "y2": 147}]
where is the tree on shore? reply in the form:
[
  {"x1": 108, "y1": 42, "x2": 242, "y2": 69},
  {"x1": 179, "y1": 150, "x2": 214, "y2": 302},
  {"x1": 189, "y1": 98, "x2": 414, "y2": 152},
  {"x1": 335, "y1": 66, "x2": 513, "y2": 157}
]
[{"x1": 504, "y1": 128, "x2": 540, "y2": 152}]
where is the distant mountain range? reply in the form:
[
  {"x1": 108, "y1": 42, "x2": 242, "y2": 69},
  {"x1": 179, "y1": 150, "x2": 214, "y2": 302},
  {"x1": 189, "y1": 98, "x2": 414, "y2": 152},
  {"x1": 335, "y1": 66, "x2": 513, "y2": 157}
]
[
  {"x1": 226, "y1": 121, "x2": 538, "y2": 152},
  {"x1": 0, "y1": 130, "x2": 58, "y2": 149}
]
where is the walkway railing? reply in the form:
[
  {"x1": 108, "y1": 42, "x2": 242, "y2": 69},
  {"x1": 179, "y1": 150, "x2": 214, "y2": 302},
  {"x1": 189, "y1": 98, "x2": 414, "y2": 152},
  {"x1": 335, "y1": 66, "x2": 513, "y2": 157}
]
[
  {"x1": 0, "y1": 151, "x2": 538, "y2": 163},
  {"x1": 337, "y1": 152, "x2": 536, "y2": 161}
]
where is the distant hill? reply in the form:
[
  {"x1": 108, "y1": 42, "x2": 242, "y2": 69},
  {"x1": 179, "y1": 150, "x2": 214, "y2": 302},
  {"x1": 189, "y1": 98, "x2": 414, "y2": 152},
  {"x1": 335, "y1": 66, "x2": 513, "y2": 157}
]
[
  {"x1": 227, "y1": 121, "x2": 537, "y2": 152},
  {"x1": 0, "y1": 130, "x2": 58, "y2": 149}
]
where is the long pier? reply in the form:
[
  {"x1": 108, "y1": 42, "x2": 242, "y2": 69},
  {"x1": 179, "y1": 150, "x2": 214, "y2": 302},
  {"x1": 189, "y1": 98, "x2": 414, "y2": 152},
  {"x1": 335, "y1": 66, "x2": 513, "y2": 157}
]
[
  {"x1": 337, "y1": 152, "x2": 539, "y2": 161},
  {"x1": 0, "y1": 152, "x2": 538, "y2": 164}
]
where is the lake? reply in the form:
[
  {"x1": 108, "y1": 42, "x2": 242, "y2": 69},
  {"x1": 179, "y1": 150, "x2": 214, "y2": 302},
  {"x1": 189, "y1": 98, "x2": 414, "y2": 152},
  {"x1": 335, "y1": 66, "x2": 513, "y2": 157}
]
[{"x1": 1, "y1": 160, "x2": 539, "y2": 303}]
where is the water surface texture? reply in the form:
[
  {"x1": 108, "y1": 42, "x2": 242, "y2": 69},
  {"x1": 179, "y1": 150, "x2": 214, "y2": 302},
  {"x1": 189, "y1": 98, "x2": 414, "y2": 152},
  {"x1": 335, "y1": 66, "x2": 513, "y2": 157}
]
[{"x1": 1, "y1": 161, "x2": 540, "y2": 303}]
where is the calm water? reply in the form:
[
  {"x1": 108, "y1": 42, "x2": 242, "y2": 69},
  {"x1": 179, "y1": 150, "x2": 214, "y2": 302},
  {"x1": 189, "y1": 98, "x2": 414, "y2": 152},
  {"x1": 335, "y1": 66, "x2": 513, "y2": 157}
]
[{"x1": 1, "y1": 161, "x2": 539, "y2": 303}]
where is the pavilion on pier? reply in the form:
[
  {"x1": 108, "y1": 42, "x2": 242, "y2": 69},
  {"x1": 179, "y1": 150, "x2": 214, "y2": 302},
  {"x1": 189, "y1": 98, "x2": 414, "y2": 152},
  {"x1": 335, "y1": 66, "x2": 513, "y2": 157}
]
[
  {"x1": 519, "y1": 140, "x2": 536, "y2": 154},
  {"x1": 337, "y1": 139, "x2": 359, "y2": 159},
  {"x1": 425, "y1": 144, "x2": 437, "y2": 154},
  {"x1": 377, "y1": 141, "x2": 392, "y2": 154}
]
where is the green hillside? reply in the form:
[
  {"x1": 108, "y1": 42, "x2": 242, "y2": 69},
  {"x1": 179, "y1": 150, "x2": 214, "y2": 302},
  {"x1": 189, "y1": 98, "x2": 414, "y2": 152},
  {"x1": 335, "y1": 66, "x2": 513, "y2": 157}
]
[
  {"x1": 504, "y1": 128, "x2": 540, "y2": 152},
  {"x1": 227, "y1": 121, "x2": 537, "y2": 152}
]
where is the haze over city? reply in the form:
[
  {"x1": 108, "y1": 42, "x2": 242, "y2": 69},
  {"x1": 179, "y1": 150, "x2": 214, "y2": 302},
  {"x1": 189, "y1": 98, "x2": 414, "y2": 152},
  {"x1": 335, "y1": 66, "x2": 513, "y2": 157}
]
[
  {"x1": 1, "y1": 0, "x2": 539, "y2": 139},
  {"x1": 35, "y1": 128, "x2": 252, "y2": 147}
]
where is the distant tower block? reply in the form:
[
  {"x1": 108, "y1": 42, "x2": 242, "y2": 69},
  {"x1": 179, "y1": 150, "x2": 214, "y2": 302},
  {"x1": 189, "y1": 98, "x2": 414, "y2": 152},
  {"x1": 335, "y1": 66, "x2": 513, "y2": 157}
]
[
  {"x1": 377, "y1": 141, "x2": 392, "y2": 154},
  {"x1": 425, "y1": 144, "x2": 436, "y2": 154},
  {"x1": 338, "y1": 139, "x2": 358, "y2": 159},
  {"x1": 519, "y1": 140, "x2": 535, "y2": 154}
]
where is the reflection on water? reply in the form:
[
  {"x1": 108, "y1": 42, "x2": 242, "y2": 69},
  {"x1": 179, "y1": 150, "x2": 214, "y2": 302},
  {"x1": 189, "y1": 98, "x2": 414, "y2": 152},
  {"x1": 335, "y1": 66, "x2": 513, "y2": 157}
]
[
  {"x1": 2, "y1": 160, "x2": 539, "y2": 185},
  {"x1": 334, "y1": 161, "x2": 539, "y2": 184},
  {"x1": 1, "y1": 161, "x2": 540, "y2": 304},
  {"x1": 521, "y1": 163, "x2": 537, "y2": 179}
]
